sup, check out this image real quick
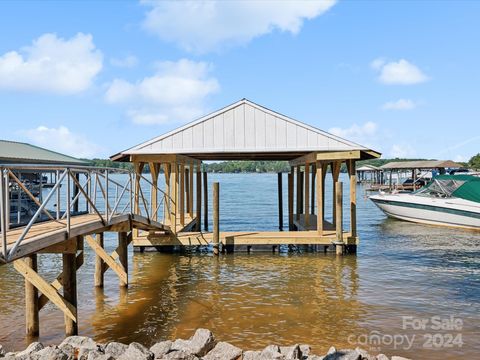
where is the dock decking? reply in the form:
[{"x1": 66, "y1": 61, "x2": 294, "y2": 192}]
[{"x1": 2, "y1": 213, "x2": 166, "y2": 263}]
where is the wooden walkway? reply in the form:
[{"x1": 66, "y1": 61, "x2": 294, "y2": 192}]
[{"x1": 2, "y1": 213, "x2": 167, "y2": 263}]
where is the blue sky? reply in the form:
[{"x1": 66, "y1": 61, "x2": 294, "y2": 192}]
[{"x1": 0, "y1": 0, "x2": 479, "y2": 161}]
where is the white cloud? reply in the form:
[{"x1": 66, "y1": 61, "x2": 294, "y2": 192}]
[
  {"x1": 0, "y1": 33, "x2": 102, "y2": 94},
  {"x1": 371, "y1": 58, "x2": 428, "y2": 85},
  {"x1": 389, "y1": 143, "x2": 416, "y2": 158},
  {"x1": 110, "y1": 55, "x2": 138, "y2": 68},
  {"x1": 329, "y1": 121, "x2": 378, "y2": 141},
  {"x1": 382, "y1": 99, "x2": 416, "y2": 111},
  {"x1": 23, "y1": 126, "x2": 102, "y2": 158},
  {"x1": 141, "y1": 0, "x2": 336, "y2": 53},
  {"x1": 105, "y1": 58, "x2": 219, "y2": 124}
]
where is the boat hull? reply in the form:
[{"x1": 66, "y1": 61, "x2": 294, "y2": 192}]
[{"x1": 370, "y1": 194, "x2": 480, "y2": 230}]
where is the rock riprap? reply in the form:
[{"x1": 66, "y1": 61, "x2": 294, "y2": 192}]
[{"x1": 0, "y1": 329, "x2": 412, "y2": 360}]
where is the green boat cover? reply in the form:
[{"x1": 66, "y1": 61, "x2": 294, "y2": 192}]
[{"x1": 424, "y1": 175, "x2": 480, "y2": 203}]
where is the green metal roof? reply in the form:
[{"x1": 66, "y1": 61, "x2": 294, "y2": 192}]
[{"x1": 0, "y1": 140, "x2": 90, "y2": 165}]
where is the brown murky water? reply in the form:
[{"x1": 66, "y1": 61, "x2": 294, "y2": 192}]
[{"x1": 1, "y1": 174, "x2": 479, "y2": 358}]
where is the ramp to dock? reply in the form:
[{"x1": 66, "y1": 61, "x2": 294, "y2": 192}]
[{"x1": 2, "y1": 213, "x2": 167, "y2": 263}]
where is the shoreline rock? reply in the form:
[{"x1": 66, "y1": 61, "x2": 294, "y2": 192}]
[{"x1": 0, "y1": 328, "x2": 411, "y2": 360}]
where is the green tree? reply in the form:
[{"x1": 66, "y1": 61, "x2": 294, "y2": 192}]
[{"x1": 468, "y1": 153, "x2": 480, "y2": 170}]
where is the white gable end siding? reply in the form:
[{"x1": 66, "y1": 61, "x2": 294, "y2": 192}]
[{"x1": 128, "y1": 100, "x2": 366, "y2": 155}]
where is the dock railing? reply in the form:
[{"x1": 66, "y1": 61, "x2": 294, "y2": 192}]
[{"x1": 0, "y1": 164, "x2": 171, "y2": 263}]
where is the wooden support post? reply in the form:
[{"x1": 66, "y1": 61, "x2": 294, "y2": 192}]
[
  {"x1": 189, "y1": 162, "x2": 194, "y2": 218},
  {"x1": 335, "y1": 182, "x2": 344, "y2": 255},
  {"x1": 133, "y1": 162, "x2": 144, "y2": 239},
  {"x1": 331, "y1": 162, "x2": 341, "y2": 226},
  {"x1": 347, "y1": 160, "x2": 357, "y2": 254},
  {"x1": 185, "y1": 168, "x2": 190, "y2": 214},
  {"x1": 63, "y1": 251, "x2": 78, "y2": 336},
  {"x1": 118, "y1": 232, "x2": 128, "y2": 287},
  {"x1": 277, "y1": 172, "x2": 283, "y2": 231},
  {"x1": 163, "y1": 163, "x2": 170, "y2": 224},
  {"x1": 299, "y1": 170, "x2": 304, "y2": 216},
  {"x1": 180, "y1": 164, "x2": 185, "y2": 226},
  {"x1": 311, "y1": 164, "x2": 316, "y2": 215},
  {"x1": 288, "y1": 168, "x2": 294, "y2": 231},
  {"x1": 348, "y1": 160, "x2": 357, "y2": 238},
  {"x1": 94, "y1": 232, "x2": 104, "y2": 287},
  {"x1": 304, "y1": 163, "x2": 310, "y2": 227},
  {"x1": 213, "y1": 182, "x2": 219, "y2": 256},
  {"x1": 25, "y1": 254, "x2": 39, "y2": 336},
  {"x1": 196, "y1": 163, "x2": 201, "y2": 231},
  {"x1": 296, "y1": 166, "x2": 301, "y2": 220},
  {"x1": 203, "y1": 171, "x2": 208, "y2": 231},
  {"x1": 316, "y1": 161, "x2": 324, "y2": 235},
  {"x1": 149, "y1": 162, "x2": 159, "y2": 221},
  {"x1": 171, "y1": 164, "x2": 178, "y2": 233}
]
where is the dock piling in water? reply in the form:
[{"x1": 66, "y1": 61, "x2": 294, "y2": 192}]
[
  {"x1": 94, "y1": 232, "x2": 104, "y2": 287},
  {"x1": 278, "y1": 172, "x2": 283, "y2": 231},
  {"x1": 25, "y1": 254, "x2": 39, "y2": 337},
  {"x1": 203, "y1": 171, "x2": 208, "y2": 231},
  {"x1": 213, "y1": 182, "x2": 219, "y2": 256},
  {"x1": 335, "y1": 181, "x2": 344, "y2": 256},
  {"x1": 63, "y1": 251, "x2": 78, "y2": 336}
]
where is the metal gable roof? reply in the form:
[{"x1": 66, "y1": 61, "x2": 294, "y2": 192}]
[
  {"x1": 113, "y1": 99, "x2": 379, "y2": 161},
  {"x1": 380, "y1": 160, "x2": 462, "y2": 170},
  {"x1": 0, "y1": 140, "x2": 90, "y2": 165}
]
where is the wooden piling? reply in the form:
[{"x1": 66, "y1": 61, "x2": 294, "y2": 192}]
[
  {"x1": 331, "y1": 162, "x2": 341, "y2": 226},
  {"x1": 94, "y1": 232, "x2": 104, "y2": 287},
  {"x1": 25, "y1": 254, "x2": 39, "y2": 336},
  {"x1": 299, "y1": 170, "x2": 304, "y2": 216},
  {"x1": 63, "y1": 251, "x2": 78, "y2": 336},
  {"x1": 311, "y1": 165, "x2": 315, "y2": 215},
  {"x1": 189, "y1": 162, "x2": 194, "y2": 218},
  {"x1": 171, "y1": 164, "x2": 179, "y2": 233},
  {"x1": 316, "y1": 162, "x2": 324, "y2": 235},
  {"x1": 185, "y1": 168, "x2": 190, "y2": 214},
  {"x1": 118, "y1": 232, "x2": 128, "y2": 287},
  {"x1": 180, "y1": 164, "x2": 185, "y2": 226},
  {"x1": 304, "y1": 163, "x2": 310, "y2": 227},
  {"x1": 163, "y1": 163, "x2": 171, "y2": 224},
  {"x1": 213, "y1": 182, "x2": 219, "y2": 256},
  {"x1": 288, "y1": 170, "x2": 294, "y2": 230},
  {"x1": 277, "y1": 172, "x2": 283, "y2": 231},
  {"x1": 348, "y1": 160, "x2": 357, "y2": 238},
  {"x1": 203, "y1": 171, "x2": 208, "y2": 231},
  {"x1": 149, "y1": 162, "x2": 159, "y2": 221},
  {"x1": 335, "y1": 181, "x2": 344, "y2": 255},
  {"x1": 196, "y1": 164, "x2": 201, "y2": 231},
  {"x1": 296, "y1": 166, "x2": 301, "y2": 220}
]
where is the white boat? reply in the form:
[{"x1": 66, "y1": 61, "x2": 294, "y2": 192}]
[{"x1": 370, "y1": 175, "x2": 480, "y2": 230}]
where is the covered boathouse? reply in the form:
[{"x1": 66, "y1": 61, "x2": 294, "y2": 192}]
[{"x1": 112, "y1": 99, "x2": 380, "y2": 254}]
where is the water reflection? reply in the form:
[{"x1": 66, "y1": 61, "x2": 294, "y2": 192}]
[{"x1": 87, "y1": 253, "x2": 366, "y2": 353}]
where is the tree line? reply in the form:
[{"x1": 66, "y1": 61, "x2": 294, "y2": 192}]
[{"x1": 83, "y1": 155, "x2": 480, "y2": 173}]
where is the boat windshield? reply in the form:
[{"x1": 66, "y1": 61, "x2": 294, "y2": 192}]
[{"x1": 415, "y1": 178, "x2": 466, "y2": 198}]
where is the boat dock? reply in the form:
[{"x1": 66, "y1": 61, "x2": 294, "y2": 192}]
[{"x1": 1, "y1": 99, "x2": 381, "y2": 339}]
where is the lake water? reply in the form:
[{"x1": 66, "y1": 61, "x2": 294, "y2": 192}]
[{"x1": 0, "y1": 173, "x2": 479, "y2": 358}]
